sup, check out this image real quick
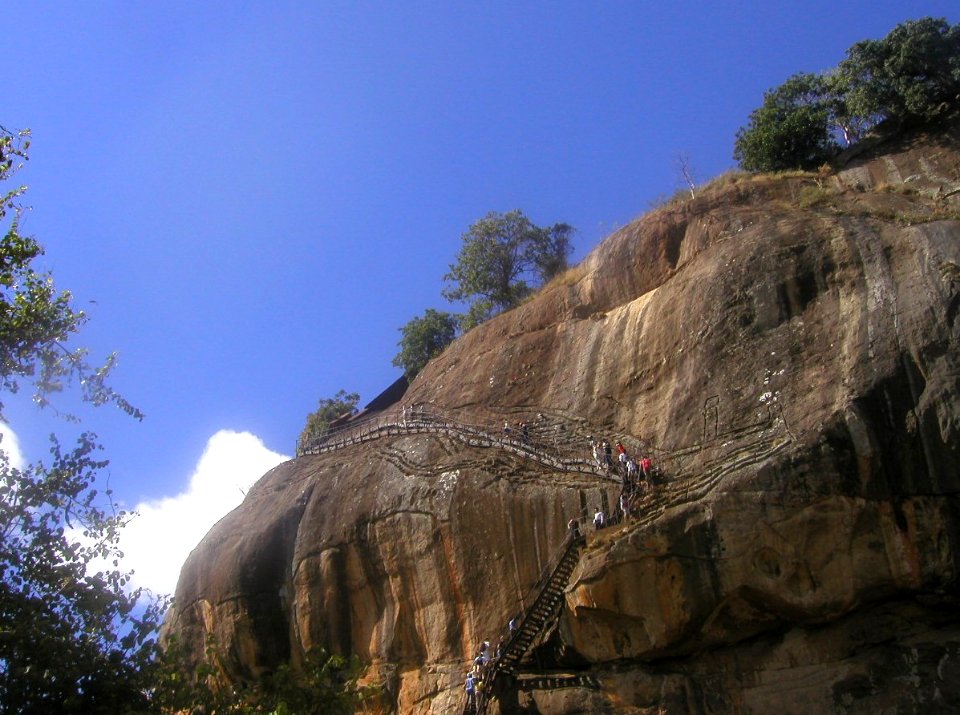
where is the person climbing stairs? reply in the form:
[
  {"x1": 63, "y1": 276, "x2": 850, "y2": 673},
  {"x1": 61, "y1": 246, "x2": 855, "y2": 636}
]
[{"x1": 463, "y1": 526, "x2": 586, "y2": 714}]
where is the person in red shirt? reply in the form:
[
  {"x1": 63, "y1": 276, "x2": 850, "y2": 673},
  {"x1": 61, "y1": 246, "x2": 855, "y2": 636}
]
[{"x1": 640, "y1": 457, "x2": 652, "y2": 481}]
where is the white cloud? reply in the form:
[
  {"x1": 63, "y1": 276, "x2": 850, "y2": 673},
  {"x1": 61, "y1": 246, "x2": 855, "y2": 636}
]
[
  {"x1": 0, "y1": 423, "x2": 26, "y2": 470},
  {"x1": 118, "y1": 430, "x2": 289, "y2": 596}
]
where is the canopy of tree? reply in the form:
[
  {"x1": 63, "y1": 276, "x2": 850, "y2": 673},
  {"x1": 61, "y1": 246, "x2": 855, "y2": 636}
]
[
  {"x1": 734, "y1": 17, "x2": 960, "y2": 172},
  {"x1": 0, "y1": 129, "x2": 141, "y2": 420},
  {"x1": 442, "y1": 209, "x2": 573, "y2": 329},
  {"x1": 392, "y1": 308, "x2": 459, "y2": 379},
  {"x1": 299, "y1": 389, "x2": 360, "y2": 448},
  {"x1": 390, "y1": 210, "x2": 574, "y2": 380},
  {"x1": 0, "y1": 126, "x2": 161, "y2": 713}
]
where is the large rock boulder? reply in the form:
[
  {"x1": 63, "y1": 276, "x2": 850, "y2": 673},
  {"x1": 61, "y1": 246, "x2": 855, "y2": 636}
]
[{"x1": 164, "y1": 119, "x2": 960, "y2": 713}]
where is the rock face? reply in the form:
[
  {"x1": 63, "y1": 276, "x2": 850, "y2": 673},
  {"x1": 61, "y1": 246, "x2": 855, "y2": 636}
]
[{"x1": 164, "y1": 119, "x2": 960, "y2": 713}]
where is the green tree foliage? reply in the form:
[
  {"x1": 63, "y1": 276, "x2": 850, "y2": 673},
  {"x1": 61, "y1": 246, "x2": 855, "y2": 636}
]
[
  {"x1": 442, "y1": 210, "x2": 573, "y2": 329},
  {"x1": 392, "y1": 309, "x2": 459, "y2": 379},
  {"x1": 299, "y1": 389, "x2": 360, "y2": 447},
  {"x1": 0, "y1": 127, "x2": 141, "y2": 420},
  {"x1": 733, "y1": 73, "x2": 839, "y2": 172},
  {"x1": 0, "y1": 437, "x2": 165, "y2": 714},
  {"x1": 831, "y1": 17, "x2": 960, "y2": 131},
  {"x1": 153, "y1": 641, "x2": 373, "y2": 714},
  {"x1": 734, "y1": 17, "x2": 960, "y2": 172},
  {"x1": 0, "y1": 126, "x2": 162, "y2": 713}
]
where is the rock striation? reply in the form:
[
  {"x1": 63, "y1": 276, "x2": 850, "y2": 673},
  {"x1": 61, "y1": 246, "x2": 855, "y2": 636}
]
[{"x1": 164, "y1": 118, "x2": 960, "y2": 713}]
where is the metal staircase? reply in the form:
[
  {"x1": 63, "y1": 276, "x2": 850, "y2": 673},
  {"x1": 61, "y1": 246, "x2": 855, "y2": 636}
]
[
  {"x1": 463, "y1": 528, "x2": 585, "y2": 714},
  {"x1": 497, "y1": 531, "x2": 584, "y2": 674}
]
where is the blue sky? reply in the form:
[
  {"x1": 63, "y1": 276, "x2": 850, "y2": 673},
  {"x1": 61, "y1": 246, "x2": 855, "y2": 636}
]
[{"x1": 4, "y1": 1, "x2": 956, "y2": 595}]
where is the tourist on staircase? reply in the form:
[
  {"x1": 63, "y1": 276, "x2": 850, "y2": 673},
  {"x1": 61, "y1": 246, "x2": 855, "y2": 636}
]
[
  {"x1": 640, "y1": 455, "x2": 652, "y2": 482},
  {"x1": 465, "y1": 671, "x2": 476, "y2": 711},
  {"x1": 602, "y1": 439, "x2": 613, "y2": 473}
]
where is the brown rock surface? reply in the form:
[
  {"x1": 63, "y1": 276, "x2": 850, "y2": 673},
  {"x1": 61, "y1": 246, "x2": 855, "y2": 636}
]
[{"x1": 164, "y1": 119, "x2": 960, "y2": 713}]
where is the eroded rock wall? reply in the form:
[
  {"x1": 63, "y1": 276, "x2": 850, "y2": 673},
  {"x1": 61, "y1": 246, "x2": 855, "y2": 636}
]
[{"x1": 165, "y1": 120, "x2": 960, "y2": 713}]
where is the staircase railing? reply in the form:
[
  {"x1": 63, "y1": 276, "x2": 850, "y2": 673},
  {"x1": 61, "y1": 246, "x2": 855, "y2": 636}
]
[
  {"x1": 463, "y1": 527, "x2": 585, "y2": 715},
  {"x1": 297, "y1": 403, "x2": 616, "y2": 478}
]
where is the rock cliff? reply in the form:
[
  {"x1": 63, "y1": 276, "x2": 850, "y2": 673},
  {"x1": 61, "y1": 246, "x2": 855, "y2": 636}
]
[{"x1": 164, "y1": 118, "x2": 960, "y2": 713}]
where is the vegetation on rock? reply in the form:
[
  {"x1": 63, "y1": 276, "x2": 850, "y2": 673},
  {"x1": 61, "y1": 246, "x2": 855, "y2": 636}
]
[
  {"x1": 735, "y1": 17, "x2": 960, "y2": 171},
  {"x1": 299, "y1": 389, "x2": 360, "y2": 447},
  {"x1": 392, "y1": 308, "x2": 459, "y2": 379},
  {"x1": 173, "y1": 101, "x2": 960, "y2": 715},
  {"x1": 442, "y1": 209, "x2": 573, "y2": 329},
  {"x1": 153, "y1": 641, "x2": 372, "y2": 714},
  {"x1": 389, "y1": 209, "x2": 574, "y2": 381}
]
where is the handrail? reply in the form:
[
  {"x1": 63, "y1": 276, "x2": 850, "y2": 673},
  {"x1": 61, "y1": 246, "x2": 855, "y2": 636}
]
[
  {"x1": 296, "y1": 403, "x2": 619, "y2": 479},
  {"x1": 501, "y1": 530, "x2": 583, "y2": 661},
  {"x1": 505, "y1": 528, "x2": 579, "y2": 642},
  {"x1": 465, "y1": 529, "x2": 584, "y2": 715},
  {"x1": 455, "y1": 414, "x2": 793, "y2": 713}
]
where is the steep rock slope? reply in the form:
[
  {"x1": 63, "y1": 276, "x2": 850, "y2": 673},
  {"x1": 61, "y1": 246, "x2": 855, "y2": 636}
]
[{"x1": 165, "y1": 119, "x2": 960, "y2": 713}]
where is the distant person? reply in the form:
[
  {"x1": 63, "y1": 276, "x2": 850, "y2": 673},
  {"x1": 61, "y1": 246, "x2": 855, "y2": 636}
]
[
  {"x1": 568, "y1": 518, "x2": 581, "y2": 539},
  {"x1": 640, "y1": 456, "x2": 652, "y2": 481},
  {"x1": 481, "y1": 640, "x2": 492, "y2": 664},
  {"x1": 592, "y1": 440, "x2": 603, "y2": 469},
  {"x1": 603, "y1": 440, "x2": 613, "y2": 471},
  {"x1": 593, "y1": 508, "x2": 605, "y2": 530}
]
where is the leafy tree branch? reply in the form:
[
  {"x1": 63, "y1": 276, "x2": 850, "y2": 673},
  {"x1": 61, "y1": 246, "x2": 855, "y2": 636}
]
[{"x1": 734, "y1": 17, "x2": 960, "y2": 172}]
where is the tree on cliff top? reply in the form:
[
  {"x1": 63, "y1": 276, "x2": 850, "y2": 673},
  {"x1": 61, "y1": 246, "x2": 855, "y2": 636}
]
[
  {"x1": 733, "y1": 73, "x2": 840, "y2": 172},
  {"x1": 442, "y1": 210, "x2": 573, "y2": 329},
  {"x1": 734, "y1": 17, "x2": 960, "y2": 172},
  {"x1": 392, "y1": 308, "x2": 459, "y2": 379},
  {"x1": 830, "y1": 17, "x2": 960, "y2": 131},
  {"x1": 299, "y1": 389, "x2": 360, "y2": 448},
  {"x1": 0, "y1": 126, "x2": 162, "y2": 713}
]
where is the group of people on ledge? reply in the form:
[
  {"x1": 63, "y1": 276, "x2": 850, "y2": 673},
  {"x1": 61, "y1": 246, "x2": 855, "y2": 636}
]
[
  {"x1": 591, "y1": 438, "x2": 657, "y2": 522},
  {"x1": 592, "y1": 438, "x2": 653, "y2": 484},
  {"x1": 502, "y1": 420, "x2": 531, "y2": 444}
]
